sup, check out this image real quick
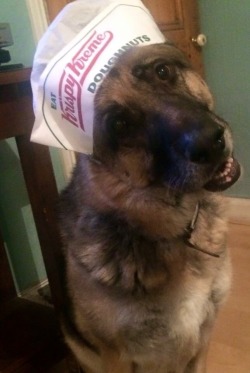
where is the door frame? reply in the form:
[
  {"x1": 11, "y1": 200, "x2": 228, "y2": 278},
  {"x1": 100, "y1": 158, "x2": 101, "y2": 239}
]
[{"x1": 25, "y1": 0, "x2": 48, "y2": 43}]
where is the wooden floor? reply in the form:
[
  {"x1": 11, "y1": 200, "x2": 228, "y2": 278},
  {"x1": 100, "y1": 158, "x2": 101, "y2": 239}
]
[
  {"x1": 0, "y1": 298, "x2": 66, "y2": 373},
  {"x1": 207, "y1": 222, "x2": 250, "y2": 373}
]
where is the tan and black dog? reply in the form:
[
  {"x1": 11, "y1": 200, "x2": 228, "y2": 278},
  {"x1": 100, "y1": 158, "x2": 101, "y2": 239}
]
[{"x1": 58, "y1": 43, "x2": 241, "y2": 373}]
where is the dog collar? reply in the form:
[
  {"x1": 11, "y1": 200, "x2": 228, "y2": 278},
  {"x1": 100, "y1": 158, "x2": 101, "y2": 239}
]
[{"x1": 183, "y1": 202, "x2": 221, "y2": 258}]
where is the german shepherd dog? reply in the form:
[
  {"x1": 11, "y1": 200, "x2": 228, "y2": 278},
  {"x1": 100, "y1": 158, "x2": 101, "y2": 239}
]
[{"x1": 58, "y1": 43, "x2": 241, "y2": 373}]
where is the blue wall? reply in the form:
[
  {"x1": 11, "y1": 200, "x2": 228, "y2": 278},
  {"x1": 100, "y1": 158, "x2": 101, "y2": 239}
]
[
  {"x1": 0, "y1": 140, "x2": 48, "y2": 292},
  {"x1": 199, "y1": 0, "x2": 250, "y2": 197},
  {"x1": 0, "y1": 0, "x2": 35, "y2": 67},
  {"x1": 0, "y1": 0, "x2": 66, "y2": 292},
  {"x1": 0, "y1": 0, "x2": 42, "y2": 292}
]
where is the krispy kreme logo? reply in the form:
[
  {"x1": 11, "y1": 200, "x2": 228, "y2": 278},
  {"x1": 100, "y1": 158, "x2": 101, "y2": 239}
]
[{"x1": 58, "y1": 30, "x2": 113, "y2": 130}]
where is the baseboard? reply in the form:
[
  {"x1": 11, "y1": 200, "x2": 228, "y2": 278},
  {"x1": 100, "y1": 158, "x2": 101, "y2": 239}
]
[
  {"x1": 19, "y1": 279, "x2": 49, "y2": 300},
  {"x1": 226, "y1": 197, "x2": 250, "y2": 225},
  {"x1": 60, "y1": 149, "x2": 76, "y2": 181}
]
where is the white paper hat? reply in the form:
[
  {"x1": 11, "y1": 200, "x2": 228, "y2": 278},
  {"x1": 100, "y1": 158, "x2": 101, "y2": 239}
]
[{"x1": 31, "y1": 0, "x2": 165, "y2": 153}]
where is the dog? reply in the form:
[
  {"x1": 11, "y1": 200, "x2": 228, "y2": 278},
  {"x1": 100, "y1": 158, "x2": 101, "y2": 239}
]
[{"x1": 58, "y1": 42, "x2": 241, "y2": 373}]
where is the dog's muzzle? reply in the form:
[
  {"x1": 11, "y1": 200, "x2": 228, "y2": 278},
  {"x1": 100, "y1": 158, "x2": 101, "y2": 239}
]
[
  {"x1": 175, "y1": 114, "x2": 241, "y2": 192},
  {"x1": 204, "y1": 156, "x2": 241, "y2": 191},
  {"x1": 181, "y1": 124, "x2": 226, "y2": 165}
]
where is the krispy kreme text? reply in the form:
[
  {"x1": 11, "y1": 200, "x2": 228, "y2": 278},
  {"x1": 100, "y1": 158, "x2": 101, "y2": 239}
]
[
  {"x1": 87, "y1": 34, "x2": 151, "y2": 94},
  {"x1": 58, "y1": 30, "x2": 113, "y2": 130}
]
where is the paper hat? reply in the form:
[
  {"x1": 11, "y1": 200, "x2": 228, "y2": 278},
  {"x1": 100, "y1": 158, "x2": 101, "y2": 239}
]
[{"x1": 31, "y1": 0, "x2": 165, "y2": 153}]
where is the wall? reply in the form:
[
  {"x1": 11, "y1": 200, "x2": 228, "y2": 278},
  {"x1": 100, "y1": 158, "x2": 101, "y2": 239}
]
[
  {"x1": 198, "y1": 0, "x2": 250, "y2": 198},
  {"x1": 0, "y1": 0, "x2": 66, "y2": 292},
  {"x1": 0, "y1": 140, "x2": 47, "y2": 292},
  {"x1": 0, "y1": 0, "x2": 35, "y2": 67}
]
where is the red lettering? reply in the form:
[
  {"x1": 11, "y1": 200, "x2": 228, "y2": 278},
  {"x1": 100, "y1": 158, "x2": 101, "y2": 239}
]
[
  {"x1": 59, "y1": 30, "x2": 113, "y2": 131},
  {"x1": 62, "y1": 111, "x2": 78, "y2": 127},
  {"x1": 67, "y1": 60, "x2": 85, "y2": 77},
  {"x1": 83, "y1": 49, "x2": 91, "y2": 60}
]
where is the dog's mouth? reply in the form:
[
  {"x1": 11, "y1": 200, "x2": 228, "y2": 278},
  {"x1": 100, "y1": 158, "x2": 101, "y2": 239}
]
[{"x1": 204, "y1": 156, "x2": 241, "y2": 192}]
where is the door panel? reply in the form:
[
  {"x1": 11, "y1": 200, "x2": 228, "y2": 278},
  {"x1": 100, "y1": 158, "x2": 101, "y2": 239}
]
[
  {"x1": 142, "y1": 0, "x2": 203, "y2": 74},
  {"x1": 44, "y1": 0, "x2": 203, "y2": 74},
  {"x1": 44, "y1": 0, "x2": 71, "y2": 23},
  {"x1": 143, "y1": 0, "x2": 184, "y2": 30}
]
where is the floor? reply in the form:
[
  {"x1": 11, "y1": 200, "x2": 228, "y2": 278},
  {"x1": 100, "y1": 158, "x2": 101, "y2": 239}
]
[
  {"x1": 207, "y1": 222, "x2": 250, "y2": 373},
  {"x1": 0, "y1": 297, "x2": 66, "y2": 373},
  {"x1": 1, "y1": 223, "x2": 249, "y2": 372}
]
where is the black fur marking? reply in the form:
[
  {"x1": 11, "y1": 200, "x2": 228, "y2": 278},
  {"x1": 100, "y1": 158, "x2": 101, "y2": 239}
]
[
  {"x1": 109, "y1": 67, "x2": 120, "y2": 78},
  {"x1": 94, "y1": 103, "x2": 146, "y2": 155},
  {"x1": 68, "y1": 208, "x2": 171, "y2": 293}
]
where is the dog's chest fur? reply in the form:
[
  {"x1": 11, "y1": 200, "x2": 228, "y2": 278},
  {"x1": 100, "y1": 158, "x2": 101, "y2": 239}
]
[
  {"x1": 67, "y1": 236, "x2": 222, "y2": 368},
  {"x1": 64, "y1": 206, "x2": 228, "y2": 364},
  {"x1": 60, "y1": 158, "x2": 231, "y2": 370}
]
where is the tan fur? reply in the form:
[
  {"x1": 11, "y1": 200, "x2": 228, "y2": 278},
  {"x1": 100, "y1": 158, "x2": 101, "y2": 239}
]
[{"x1": 58, "y1": 43, "x2": 236, "y2": 373}]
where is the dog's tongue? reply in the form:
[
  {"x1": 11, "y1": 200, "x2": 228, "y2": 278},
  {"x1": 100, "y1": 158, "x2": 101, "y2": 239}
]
[{"x1": 204, "y1": 157, "x2": 241, "y2": 192}]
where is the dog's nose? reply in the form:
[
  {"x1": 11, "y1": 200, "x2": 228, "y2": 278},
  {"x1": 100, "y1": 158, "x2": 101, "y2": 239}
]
[{"x1": 180, "y1": 125, "x2": 225, "y2": 164}]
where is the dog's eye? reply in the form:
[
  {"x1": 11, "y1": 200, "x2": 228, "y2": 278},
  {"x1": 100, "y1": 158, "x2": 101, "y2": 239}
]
[
  {"x1": 106, "y1": 115, "x2": 127, "y2": 133},
  {"x1": 114, "y1": 118, "x2": 127, "y2": 131},
  {"x1": 155, "y1": 63, "x2": 175, "y2": 81}
]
